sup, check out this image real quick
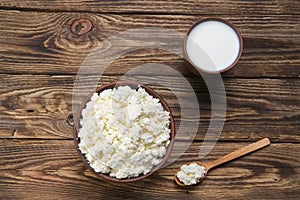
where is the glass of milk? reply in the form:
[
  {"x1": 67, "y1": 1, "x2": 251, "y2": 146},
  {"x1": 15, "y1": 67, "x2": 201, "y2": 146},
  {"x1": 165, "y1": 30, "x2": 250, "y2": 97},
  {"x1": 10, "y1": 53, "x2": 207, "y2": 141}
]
[{"x1": 184, "y1": 18, "x2": 243, "y2": 74}]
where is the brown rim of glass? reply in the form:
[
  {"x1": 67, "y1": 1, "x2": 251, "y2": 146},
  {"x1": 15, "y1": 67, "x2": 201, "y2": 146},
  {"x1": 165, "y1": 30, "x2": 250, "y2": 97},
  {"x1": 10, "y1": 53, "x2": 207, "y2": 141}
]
[
  {"x1": 73, "y1": 81, "x2": 175, "y2": 183},
  {"x1": 183, "y1": 17, "x2": 243, "y2": 74}
]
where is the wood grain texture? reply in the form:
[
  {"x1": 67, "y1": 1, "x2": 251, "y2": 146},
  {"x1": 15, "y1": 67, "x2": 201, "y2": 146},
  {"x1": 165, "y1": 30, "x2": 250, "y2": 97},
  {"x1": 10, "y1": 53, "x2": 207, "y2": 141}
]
[
  {"x1": 0, "y1": 0, "x2": 299, "y2": 15},
  {"x1": 0, "y1": 1, "x2": 299, "y2": 199},
  {"x1": 0, "y1": 74, "x2": 299, "y2": 141},
  {"x1": 0, "y1": 139, "x2": 299, "y2": 200},
  {"x1": 0, "y1": 10, "x2": 299, "y2": 77}
]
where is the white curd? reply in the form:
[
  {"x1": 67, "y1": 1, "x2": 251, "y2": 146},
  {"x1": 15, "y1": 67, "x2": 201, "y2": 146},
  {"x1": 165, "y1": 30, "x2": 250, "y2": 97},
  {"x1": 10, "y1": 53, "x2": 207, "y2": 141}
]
[
  {"x1": 78, "y1": 86, "x2": 171, "y2": 179},
  {"x1": 177, "y1": 163, "x2": 206, "y2": 185}
]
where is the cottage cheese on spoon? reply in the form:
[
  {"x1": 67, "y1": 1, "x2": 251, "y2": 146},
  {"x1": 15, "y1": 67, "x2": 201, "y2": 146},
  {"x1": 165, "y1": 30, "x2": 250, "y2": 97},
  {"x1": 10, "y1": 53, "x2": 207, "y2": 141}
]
[{"x1": 176, "y1": 163, "x2": 206, "y2": 185}]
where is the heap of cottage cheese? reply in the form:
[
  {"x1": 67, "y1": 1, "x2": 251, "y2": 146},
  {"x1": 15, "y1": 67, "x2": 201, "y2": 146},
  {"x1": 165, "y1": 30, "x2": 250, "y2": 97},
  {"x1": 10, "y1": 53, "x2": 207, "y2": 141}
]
[
  {"x1": 176, "y1": 163, "x2": 206, "y2": 185},
  {"x1": 78, "y1": 86, "x2": 171, "y2": 179}
]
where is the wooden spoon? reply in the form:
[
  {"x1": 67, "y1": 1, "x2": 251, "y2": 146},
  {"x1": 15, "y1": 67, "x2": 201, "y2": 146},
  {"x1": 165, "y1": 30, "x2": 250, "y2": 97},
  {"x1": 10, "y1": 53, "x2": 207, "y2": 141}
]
[{"x1": 175, "y1": 138, "x2": 270, "y2": 186}]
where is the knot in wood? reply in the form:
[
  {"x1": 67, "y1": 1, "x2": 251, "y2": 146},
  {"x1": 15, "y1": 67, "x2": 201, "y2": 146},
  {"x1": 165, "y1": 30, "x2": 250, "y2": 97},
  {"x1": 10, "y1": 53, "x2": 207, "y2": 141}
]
[
  {"x1": 71, "y1": 19, "x2": 93, "y2": 35},
  {"x1": 67, "y1": 112, "x2": 74, "y2": 126}
]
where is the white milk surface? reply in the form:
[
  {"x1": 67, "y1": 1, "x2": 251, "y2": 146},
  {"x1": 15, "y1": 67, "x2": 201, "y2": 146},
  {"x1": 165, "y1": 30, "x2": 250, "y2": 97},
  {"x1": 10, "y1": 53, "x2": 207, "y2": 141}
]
[{"x1": 186, "y1": 20, "x2": 240, "y2": 73}]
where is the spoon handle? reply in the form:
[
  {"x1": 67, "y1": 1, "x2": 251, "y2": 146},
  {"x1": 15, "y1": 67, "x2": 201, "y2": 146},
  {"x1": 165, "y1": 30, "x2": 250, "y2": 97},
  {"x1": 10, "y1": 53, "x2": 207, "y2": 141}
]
[{"x1": 205, "y1": 138, "x2": 270, "y2": 170}]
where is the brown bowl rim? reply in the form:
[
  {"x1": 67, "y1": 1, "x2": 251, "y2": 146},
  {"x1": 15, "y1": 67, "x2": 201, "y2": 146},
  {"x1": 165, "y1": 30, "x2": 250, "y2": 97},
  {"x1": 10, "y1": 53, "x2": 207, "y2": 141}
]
[
  {"x1": 73, "y1": 81, "x2": 175, "y2": 183},
  {"x1": 183, "y1": 17, "x2": 243, "y2": 75}
]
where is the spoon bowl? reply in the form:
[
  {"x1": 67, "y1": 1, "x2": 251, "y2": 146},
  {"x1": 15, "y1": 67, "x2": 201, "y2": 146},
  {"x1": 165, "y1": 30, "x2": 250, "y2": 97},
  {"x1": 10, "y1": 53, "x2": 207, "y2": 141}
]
[{"x1": 174, "y1": 161, "x2": 208, "y2": 186}]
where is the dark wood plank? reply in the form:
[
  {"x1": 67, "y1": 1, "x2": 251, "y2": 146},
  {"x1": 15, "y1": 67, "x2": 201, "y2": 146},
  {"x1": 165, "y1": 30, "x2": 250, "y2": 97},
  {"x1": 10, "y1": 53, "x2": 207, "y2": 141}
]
[
  {"x1": 0, "y1": 74, "x2": 299, "y2": 141},
  {"x1": 0, "y1": 139, "x2": 299, "y2": 199},
  {"x1": 0, "y1": 10, "x2": 299, "y2": 77},
  {"x1": 0, "y1": 0, "x2": 299, "y2": 15}
]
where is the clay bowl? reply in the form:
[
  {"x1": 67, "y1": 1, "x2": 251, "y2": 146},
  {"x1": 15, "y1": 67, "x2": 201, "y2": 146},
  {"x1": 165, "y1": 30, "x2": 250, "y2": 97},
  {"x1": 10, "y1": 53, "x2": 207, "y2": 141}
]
[
  {"x1": 184, "y1": 17, "x2": 243, "y2": 75},
  {"x1": 73, "y1": 81, "x2": 175, "y2": 183}
]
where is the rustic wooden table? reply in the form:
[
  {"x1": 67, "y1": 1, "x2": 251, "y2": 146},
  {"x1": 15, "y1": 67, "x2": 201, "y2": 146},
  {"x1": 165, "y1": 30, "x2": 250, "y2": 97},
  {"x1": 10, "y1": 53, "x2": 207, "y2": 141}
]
[{"x1": 0, "y1": 1, "x2": 299, "y2": 199}]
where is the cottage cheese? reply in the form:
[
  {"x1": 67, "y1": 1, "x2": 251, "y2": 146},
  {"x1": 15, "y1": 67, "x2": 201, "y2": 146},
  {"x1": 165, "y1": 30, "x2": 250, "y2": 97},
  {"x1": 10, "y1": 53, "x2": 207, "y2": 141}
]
[
  {"x1": 78, "y1": 86, "x2": 171, "y2": 179},
  {"x1": 176, "y1": 163, "x2": 206, "y2": 185}
]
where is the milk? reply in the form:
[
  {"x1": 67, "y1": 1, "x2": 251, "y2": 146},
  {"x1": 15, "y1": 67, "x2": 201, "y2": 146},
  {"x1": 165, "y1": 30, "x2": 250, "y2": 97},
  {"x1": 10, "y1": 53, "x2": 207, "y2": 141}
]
[{"x1": 186, "y1": 20, "x2": 241, "y2": 73}]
